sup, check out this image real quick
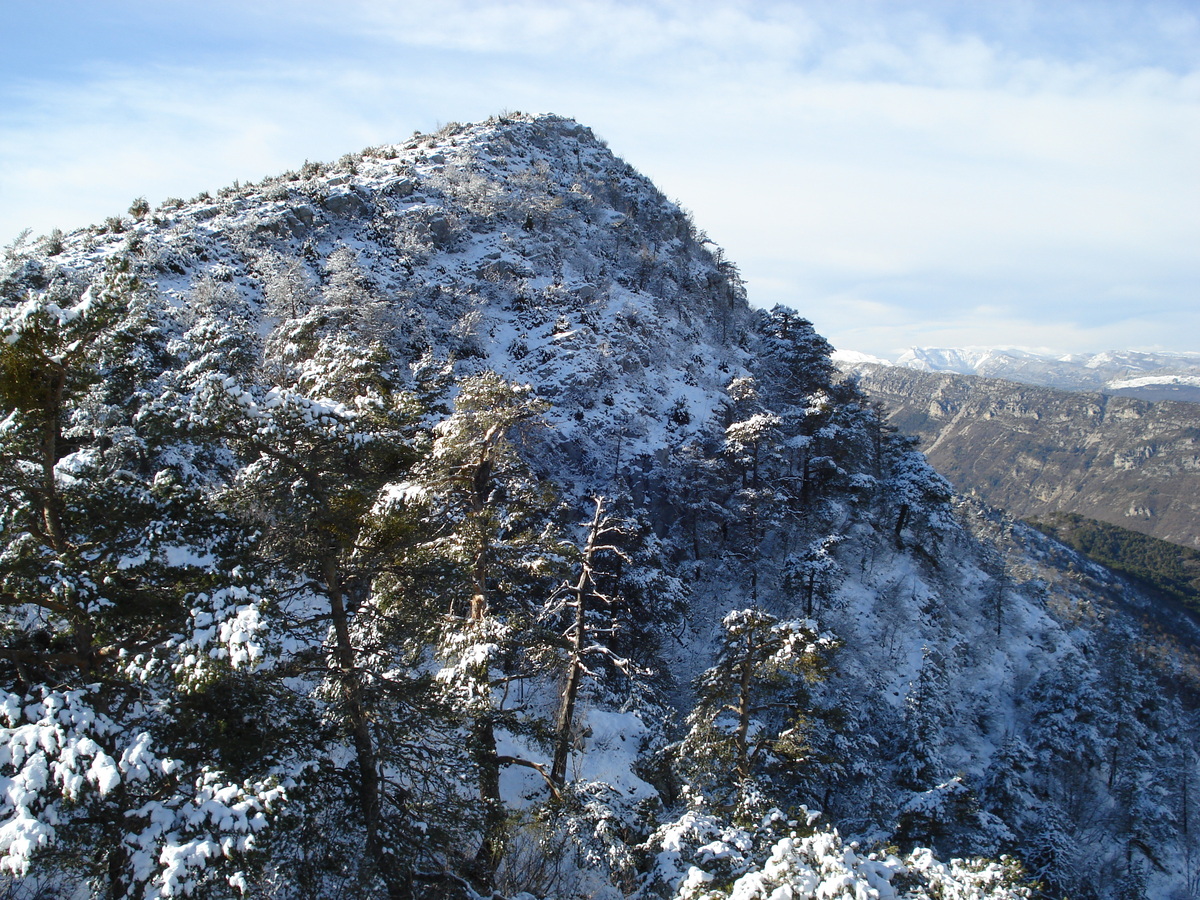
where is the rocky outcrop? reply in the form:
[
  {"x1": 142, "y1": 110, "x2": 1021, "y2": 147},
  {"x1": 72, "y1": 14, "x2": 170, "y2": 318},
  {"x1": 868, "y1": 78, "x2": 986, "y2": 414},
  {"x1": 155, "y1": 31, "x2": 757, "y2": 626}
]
[{"x1": 851, "y1": 364, "x2": 1200, "y2": 549}]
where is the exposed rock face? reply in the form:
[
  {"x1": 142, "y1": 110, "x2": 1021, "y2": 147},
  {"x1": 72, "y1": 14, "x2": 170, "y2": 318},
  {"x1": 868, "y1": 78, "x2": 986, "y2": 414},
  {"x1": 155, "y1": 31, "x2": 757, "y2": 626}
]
[{"x1": 850, "y1": 364, "x2": 1200, "y2": 549}]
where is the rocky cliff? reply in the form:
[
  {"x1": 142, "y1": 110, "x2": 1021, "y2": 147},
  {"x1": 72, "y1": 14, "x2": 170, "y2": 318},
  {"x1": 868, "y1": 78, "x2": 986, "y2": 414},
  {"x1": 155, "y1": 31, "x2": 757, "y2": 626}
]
[{"x1": 848, "y1": 363, "x2": 1200, "y2": 549}]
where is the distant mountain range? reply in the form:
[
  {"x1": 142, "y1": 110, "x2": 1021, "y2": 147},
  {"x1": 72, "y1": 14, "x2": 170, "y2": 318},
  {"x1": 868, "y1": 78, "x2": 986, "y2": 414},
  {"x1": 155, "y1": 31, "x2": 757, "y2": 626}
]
[{"x1": 840, "y1": 346, "x2": 1200, "y2": 403}]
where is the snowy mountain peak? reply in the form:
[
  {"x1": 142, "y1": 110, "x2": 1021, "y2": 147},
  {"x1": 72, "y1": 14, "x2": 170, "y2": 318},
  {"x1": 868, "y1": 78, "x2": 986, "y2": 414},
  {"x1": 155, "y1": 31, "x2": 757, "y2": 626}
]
[
  {"x1": 831, "y1": 348, "x2": 890, "y2": 367},
  {"x1": 883, "y1": 345, "x2": 1200, "y2": 402}
]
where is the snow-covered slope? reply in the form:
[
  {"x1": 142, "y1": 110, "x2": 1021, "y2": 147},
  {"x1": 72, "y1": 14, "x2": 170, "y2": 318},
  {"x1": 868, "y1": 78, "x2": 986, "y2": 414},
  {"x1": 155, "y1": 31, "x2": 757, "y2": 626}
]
[
  {"x1": 10, "y1": 115, "x2": 751, "y2": 486},
  {"x1": 890, "y1": 346, "x2": 1200, "y2": 402},
  {"x1": 2, "y1": 114, "x2": 1198, "y2": 900}
]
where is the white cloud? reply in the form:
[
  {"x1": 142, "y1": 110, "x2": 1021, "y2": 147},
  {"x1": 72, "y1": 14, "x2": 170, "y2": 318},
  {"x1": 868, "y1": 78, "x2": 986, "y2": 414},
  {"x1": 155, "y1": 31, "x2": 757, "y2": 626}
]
[{"x1": 324, "y1": 0, "x2": 818, "y2": 64}]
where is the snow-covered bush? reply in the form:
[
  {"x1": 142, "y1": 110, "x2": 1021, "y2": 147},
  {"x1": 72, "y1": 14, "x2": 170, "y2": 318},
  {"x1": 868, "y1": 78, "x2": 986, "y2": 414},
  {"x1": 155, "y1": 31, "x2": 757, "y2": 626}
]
[{"x1": 644, "y1": 809, "x2": 1030, "y2": 900}]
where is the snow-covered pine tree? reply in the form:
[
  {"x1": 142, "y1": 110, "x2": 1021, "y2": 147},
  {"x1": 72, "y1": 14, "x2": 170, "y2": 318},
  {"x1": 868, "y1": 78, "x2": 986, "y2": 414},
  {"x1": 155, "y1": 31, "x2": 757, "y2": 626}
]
[
  {"x1": 395, "y1": 371, "x2": 567, "y2": 888},
  {"x1": 678, "y1": 608, "x2": 836, "y2": 820},
  {"x1": 0, "y1": 262, "x2": 284, "y2": 897},
  {"x1": 884, "y1": 441, "x2": 954, "y2": 552},
  {"x1": 752, "y1": 306, "x2": 835, "y2": 410},
  {"x1": 208, "y1": 322, "x2": 436, "y2": 898}
]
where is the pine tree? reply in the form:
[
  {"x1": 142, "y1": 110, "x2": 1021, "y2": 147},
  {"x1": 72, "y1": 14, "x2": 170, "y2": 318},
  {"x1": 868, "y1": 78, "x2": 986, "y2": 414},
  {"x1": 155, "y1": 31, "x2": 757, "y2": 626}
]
[
  {"x1": 548, "y1": 497, "x2": 629, "y2": 787},
  {"x1": 678, "y1": 608, "x2": 834, "y2": 819},
  {"x1": 782, "y1": 535, "x2": 843, "y2": 619},
  {"x1": 1098, "y1": 630, "x2": 1174, "y2": 877},
  {"x1": 753, "y1": 305, "x2": 835, "y2": 408},
  {"x1": 897, "y1": 647, "x2": 950, "y2": 791},
  {"x1": 1025, "y1": 650, "x2": 1104, "y2": 799},
  {"x1": 209, "y1": 326, "x2": 432, "y2": 898},
  {"x1": 721, "y1": 377, "x2": 786, "y2": 602},
  {"x1": 884, "y1": 442, "x2": 954, "y2": 551},
  {"x1": 0, "y1": 264, "x2": 285, "y2": 896},
  {"x1": 397, "y1": 372, "x2": 565, "y2": 887}
]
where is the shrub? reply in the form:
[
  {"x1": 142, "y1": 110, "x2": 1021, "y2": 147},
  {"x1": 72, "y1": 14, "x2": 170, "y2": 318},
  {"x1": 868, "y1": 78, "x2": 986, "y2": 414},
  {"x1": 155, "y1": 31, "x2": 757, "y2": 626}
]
[{"x1": 43, "y1": 228, "x2": 64, "y2": 255}]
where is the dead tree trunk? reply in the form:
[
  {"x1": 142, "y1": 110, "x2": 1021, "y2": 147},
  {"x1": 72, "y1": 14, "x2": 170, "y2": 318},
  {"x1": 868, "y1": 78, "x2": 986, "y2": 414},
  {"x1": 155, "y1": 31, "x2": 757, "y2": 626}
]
[{"x1": 551, "y1": 498, "x2": 609, "y2": 786}]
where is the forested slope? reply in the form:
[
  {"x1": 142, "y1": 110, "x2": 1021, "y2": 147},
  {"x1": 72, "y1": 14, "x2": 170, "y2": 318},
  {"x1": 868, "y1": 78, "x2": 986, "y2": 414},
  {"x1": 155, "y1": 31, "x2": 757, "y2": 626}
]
[{"x1": 1, "y1": 114, "x2": 1197, "y2": 900}]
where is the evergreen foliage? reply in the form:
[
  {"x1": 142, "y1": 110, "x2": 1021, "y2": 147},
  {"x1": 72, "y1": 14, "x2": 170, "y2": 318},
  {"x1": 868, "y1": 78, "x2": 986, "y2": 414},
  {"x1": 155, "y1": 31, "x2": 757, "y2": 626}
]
[
  {"x1": 1027, "y1": 511, "x2": 1200, "y2": 614},
  {"x1": 677, "y1": 608, "x2": 836, "y2": 817}
]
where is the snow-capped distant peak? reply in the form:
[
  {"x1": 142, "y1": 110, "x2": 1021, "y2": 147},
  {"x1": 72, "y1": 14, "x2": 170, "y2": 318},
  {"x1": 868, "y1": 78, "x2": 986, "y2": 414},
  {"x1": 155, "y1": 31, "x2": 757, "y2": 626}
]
[
  {"x1": 865, "y1": 345, "x2": 1200, "y2": 400},
  {"x1": 831, "y1": 349, "x2": 890, "y2": 367}
]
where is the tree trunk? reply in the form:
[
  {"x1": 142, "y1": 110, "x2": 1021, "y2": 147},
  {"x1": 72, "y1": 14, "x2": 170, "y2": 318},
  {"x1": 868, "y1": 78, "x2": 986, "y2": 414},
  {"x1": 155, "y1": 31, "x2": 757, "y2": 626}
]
[
  {"x1": 36, "y1": 367, "x2": 97, "y2": 671},
  {"x1": 324, "y1": 556, "x2": 412, "y2": 900},
  {"x1": 894, "y1": 504, "x2": 910, "y2": 549},
  {"x1": 800, "y1": 452, "x2": 810, "y2": 506},
  {"x1": 551, "y1": 498, "x2": 606, "y2": 786},
  {"x1": 469, "y1": 713, "x2": 505, "y2": 888},
  {"x1": 470, "y1": 541, "x2": 489, "y2": 620},
  {"x1": 463, "y1": 491, "x2": 506, "y2": 887},
  {"x1": 551, "y1": 604, "x2": 586, "y2": 786},
  {"x1": 105, "y1": 814, "x2": 132, "y2": 900},
  {"x1": 734, "y1": 636, "x2": 755, "y2": 782},
  {"x1": 38, "y1": 377, "x2": 68, "y2": 553}
]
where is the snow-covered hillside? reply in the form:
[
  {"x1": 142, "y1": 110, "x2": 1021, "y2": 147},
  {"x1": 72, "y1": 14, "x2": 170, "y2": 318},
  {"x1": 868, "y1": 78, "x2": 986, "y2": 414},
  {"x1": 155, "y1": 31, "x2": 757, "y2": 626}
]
[
  {"x1": 887, "y1": 346, "x2": 1200, "y2": 402},
  {"x1": 2, "y1": 113, "x2": 1197, "y2": 900}
]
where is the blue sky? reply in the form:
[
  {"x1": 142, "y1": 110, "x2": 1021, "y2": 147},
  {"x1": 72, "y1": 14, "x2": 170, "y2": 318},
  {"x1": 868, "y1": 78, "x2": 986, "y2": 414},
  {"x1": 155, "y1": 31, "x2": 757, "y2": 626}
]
[{"x1": 2, "y1": 0, "x2": 1197, "y2": 358}]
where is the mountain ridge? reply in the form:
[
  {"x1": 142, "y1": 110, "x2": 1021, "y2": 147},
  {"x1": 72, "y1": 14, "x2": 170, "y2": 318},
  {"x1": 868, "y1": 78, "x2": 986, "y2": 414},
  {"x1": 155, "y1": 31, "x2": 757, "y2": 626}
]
[
  {"x1": 873, "y1": 346, "x2": 1200, "y2": 403},
  {"x1": 843, "y1": 361, "x2": 1200, "y2": 552}
]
